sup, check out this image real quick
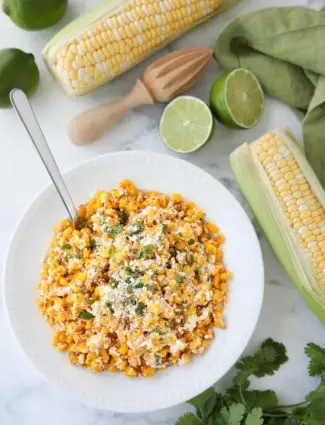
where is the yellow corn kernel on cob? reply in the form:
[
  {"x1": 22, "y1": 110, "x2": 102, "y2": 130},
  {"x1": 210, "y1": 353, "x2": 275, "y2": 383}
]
[
  {"x1": 230, "y1": 129, "x2": 325, "y2": 322},
  {"x1": 42, "y1": 0, "x2": 238, "y2": 96}
]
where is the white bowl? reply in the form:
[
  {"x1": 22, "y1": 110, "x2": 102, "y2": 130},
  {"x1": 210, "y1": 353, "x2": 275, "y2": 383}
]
[{"x1": 3, "y1": 151, "x2": 264, "y2": 413}]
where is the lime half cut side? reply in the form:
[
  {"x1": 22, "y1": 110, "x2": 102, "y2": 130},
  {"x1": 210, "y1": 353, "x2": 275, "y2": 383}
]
[
  {"x1": 159, "y1": 96, "x2": 214, "y2": 153},
  {"x1": 210, "y1": 69, "x2": 264, "y2": 129}
]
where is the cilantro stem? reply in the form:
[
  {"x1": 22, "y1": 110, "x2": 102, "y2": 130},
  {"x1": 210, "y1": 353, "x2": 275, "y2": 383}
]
[
  {"x1": 263, "y1": 412, "x2": 289, "y2": 418},
  {"x1": 238, "y1": 385, "x2": 247, "y2": 407},
  {"x1": 275, "y1": 402, "x2": 306, "y2": 409}
]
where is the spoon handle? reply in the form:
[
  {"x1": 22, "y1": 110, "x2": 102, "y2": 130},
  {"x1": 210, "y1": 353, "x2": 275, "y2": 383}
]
[{"x1": 10, "y1": 89, "x2": 77, "y2": 221}]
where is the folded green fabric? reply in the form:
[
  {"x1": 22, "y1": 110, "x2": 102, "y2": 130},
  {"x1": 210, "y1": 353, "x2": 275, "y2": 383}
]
[{"x1": 214, "y1": 7, "x2": 325, "y2": 187}]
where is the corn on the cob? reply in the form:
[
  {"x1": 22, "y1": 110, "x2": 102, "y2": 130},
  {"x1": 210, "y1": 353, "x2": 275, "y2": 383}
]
[
  {"x1": 230, "y1": 129, "x2": 325, "y2": 322},
  {"x1": 42, "y1": 0, "x2": 237, "y2": 96}
]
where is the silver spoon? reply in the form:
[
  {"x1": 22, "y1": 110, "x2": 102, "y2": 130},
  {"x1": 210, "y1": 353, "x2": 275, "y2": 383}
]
[{"x1": 10, "y1": 89, "x2": 77, "y2": 223}]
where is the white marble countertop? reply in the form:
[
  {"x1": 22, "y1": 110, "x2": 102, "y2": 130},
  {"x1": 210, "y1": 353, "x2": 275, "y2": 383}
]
[{"x1": 1, "y1": 0, "x2": 325, "y2": 424}]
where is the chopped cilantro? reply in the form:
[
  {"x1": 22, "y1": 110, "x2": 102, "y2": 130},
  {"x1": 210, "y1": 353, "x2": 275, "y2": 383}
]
[
  {"x1": 106, "y1": 301, "x2": 114, "y2": 315},
  {"x1": 125, "y1": 267, "x2": 134, "y2": 276},
  {"x1": 170, "y1": 250, "x2": 177, "y2": 258},
  {"x1": 176, "y1": 274, "x2": 184, "y2": 283},
  {"x1": 126, "y1": 285, "x2": 134, "y2": 294},
  {"x1": 154, "y1": 359, "x2": 162, "y2": 367},
  {"x1": 189, "y1": 254, "x2": 194, "y2": 264},
  {"x1": 110, "y1": 277, "x2": 119, "y2": 288},
  {"x1": 62, "y1": 243, "x2": 72, "y2": 250},
  {"x1": 125, "y1": 267, "x2": 141, "y2": 277},
  {"x1": 147, "y1": 284, "x2": 155, "y2": 292},
  {"x1": 90, "y1": 239, "x2": 97, "y2": 250},
  {"x1": 127, "y1": 296, "x2": 136, "y2": 305},
  {"x1": 78, "y1": 311, "x2": 94, "y2": 320},
  {"x1": 128, "y1": 220, "x2": 144, "y2": 236},
  {"x1": 166, "y1": 321, "x2": 175, "y2": 329},
  {"x1": 117, "y1": 209, "x2": 129, "y2": 225},
  {"x1": 104, "y1": 225, "x2": 123, "y2": 237},
  {"x1": 195, "y1": 266, "x2": 201, "y2": 276},
  {"x1": 136, "y1": 244, "x2": 155, "y2": 259},
  {"x1": 135, "y1": 281, "x2": 144, "y2": 289},
  {"x1": 188, "y1": 239, "x2": 195, "y2": 245},
  {"x1": 162, "y1": 224, "x2": 168, "y2": 233},
  {"x1": 85, "y1": 298, "x2": 93, "y2": 305},
  {"x1": 135, "y1": 301, "x2": 146, "y2": 316},
  {"x1": 64, "y1": 252, "x2": 83, "y2": 260}
]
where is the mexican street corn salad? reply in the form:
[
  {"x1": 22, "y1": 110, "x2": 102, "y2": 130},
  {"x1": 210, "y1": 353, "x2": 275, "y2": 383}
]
[{"x1": 37, "y1": 180, "x2": 231, "y2": 377}]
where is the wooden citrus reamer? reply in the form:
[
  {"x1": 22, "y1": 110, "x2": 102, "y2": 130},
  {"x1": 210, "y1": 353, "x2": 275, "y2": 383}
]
[{"x1": 68, "y1": 48, "x2": 213, "y2": 146}]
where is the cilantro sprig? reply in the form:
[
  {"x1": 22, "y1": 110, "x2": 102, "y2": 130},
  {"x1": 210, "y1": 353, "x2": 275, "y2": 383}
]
[{"x1": 176, "y1": 339, "x2": 325, "y2": 425}]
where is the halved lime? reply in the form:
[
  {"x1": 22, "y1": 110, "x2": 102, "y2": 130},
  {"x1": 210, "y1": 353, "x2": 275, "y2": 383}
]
[
  {"x1": 159, "y1": 96, "x2": 214, "y2": 153},
  {"x1": 210, "y1": 69, "x2": 264, "y2": 129}
]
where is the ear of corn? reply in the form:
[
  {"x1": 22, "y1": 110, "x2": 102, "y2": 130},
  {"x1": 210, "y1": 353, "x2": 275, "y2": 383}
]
[
  {"x1": 230, "y1": 129, "x2": 325, "y2": 323},
  {"x1": 42, "y1": 0, "x2": 238, "y2": 96}
]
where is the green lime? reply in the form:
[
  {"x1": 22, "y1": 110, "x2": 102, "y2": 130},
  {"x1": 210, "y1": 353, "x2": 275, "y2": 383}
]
[
  {"x1": 2, "y1": 0, "x2": 68, "y2": 30},
  {"x1": 0, "y1": 49, "x2": 40, "y2": 108},
  {"x1": 210, "y1": 68, "x2": 264, "y2": 129},
  {"x1": 159, "y1": 96, "x2": 214, "y2": 153}
]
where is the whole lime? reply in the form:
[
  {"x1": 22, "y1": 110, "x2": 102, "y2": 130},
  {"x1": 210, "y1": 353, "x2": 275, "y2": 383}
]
[
  {"x1": 3, "y1": 0, "x2": 68, "y2": 30},
  {"x1": 210, "y1": 69, "x2": 264, "y2": 129},
  {"x1": 0, "y1": 49, "x2": 40, "y2": 108}
]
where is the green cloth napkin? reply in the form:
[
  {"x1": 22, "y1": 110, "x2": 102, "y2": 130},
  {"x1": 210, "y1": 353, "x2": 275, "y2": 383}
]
[{"x1": 214, "y1": 7, "x2": 325, "y2": 187}]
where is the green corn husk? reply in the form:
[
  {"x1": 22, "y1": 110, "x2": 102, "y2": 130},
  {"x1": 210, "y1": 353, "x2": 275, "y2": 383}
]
[{"x1": 230, "y1": 129, "x2": 325, "y2": 323}]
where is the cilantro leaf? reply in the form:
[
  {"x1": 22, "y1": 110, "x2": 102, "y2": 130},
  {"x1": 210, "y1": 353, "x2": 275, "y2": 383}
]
[
  {"x1": 216, "y1": 403, "x2": 246, "y2": 425},
  {"x1": 188, "y1": 388, "x2": 216, "y2": 415},
  {"x1": 78, "y1": 311, "x2": 94, "y2": 320},
  {"x1": 294, "y1": 380, "x2": 325, "y2": 425},
  {"x1": 195, "y1": 266, "x2": 201, "y2": 276},
  {"x1": 62, "y1": 243, "x2": 72, "y2": 250},
  {"x1": 90, "y1": 239, "x2": 97, "y2": 250},
  {"x1": 128, "y1": 220, "x2": 144, "y2": 236},
  {"x1": 110, "y1": 277, "x2": 119, "y2": 288},
  {"x1": 104, "y1": 225, "x2": 123, "y2": 237},
  {"x1": 106, "y1": 301, "x2": 114, "y2": 315},
  {"x1": 136, "y1": 244, "x2": 155, "y2": 259},
  {"x1": 305, "y1": 343, "x2": 325, "y2": 377},
  {"x1": 306, "y1": 377, "x2": 325, "y2": 404},
  {"x1": 176, "y1": 413, "x2": 202, "y2": 425},
  {"x1": 176, "y1": 274, "x2": 184, "y2": 283},
  {"x1": 135, "y1": 302, "x2": 146, "y2": 316},
  {"x1": 245, "y1": 407, "x2": 264, "y2": 425},
  {"x1": 202, "y1": 393, "x2": 218, "y2": 420},
  {"x1": 244, "y1": 390, "x2": 278, "y2": 411},
  {"x1": 233, "y1": 339, "x2": 288, "y2": 387},
  {"x1": 227, "y1": 387, "x2": 278, "y2": 411}
]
